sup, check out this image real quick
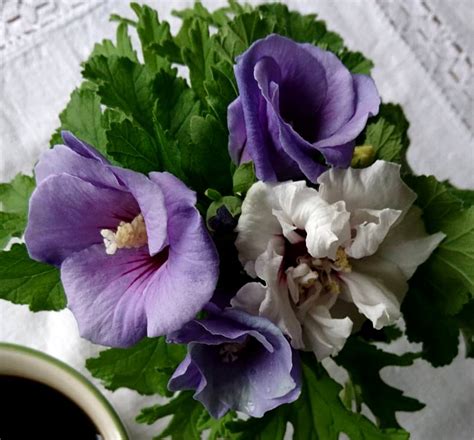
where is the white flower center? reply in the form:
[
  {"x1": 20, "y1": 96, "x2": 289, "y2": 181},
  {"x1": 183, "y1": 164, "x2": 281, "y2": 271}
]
[
  {"x1": 286, "y1": 248, "x2": 351, "y2": 305},
  {"x1": 100, "y1": 213, "x2": 148, "y2": 255}
]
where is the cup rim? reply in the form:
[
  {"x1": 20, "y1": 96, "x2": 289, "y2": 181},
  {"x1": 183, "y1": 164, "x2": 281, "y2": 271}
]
[{"x1": 0, "y1": 342, "x2": 129, "y2": 439}]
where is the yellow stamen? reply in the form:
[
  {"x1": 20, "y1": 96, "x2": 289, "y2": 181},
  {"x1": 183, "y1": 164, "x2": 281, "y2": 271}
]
[
  {"x1": 100, "y1": 214, "x2": 148, "y2": 255},
  {"x1": 334, "y1": 247, "x2": 352, "y2": 272}
]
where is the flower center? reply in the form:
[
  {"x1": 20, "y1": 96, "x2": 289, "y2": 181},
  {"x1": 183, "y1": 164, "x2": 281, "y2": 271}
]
[
  {"x1": 100, "y1": 213, "x2": 148, "y2": 255},
  {"x1": 219, "y1": 340, "x2": 248, "y2": 363},
  {"x1": 285, "y1": 247, "x2": 351, "y2": 306}
]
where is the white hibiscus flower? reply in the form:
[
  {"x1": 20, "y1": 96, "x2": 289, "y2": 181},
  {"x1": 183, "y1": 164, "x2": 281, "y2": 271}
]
[{"x1": 231, "y1": 161, "x2": 445, "y2": 360}]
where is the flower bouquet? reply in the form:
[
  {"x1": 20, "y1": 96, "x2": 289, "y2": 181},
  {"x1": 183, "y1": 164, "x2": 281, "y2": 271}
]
[{"x1": 1, "y1": 2, "x2": 472, "y2": 438}]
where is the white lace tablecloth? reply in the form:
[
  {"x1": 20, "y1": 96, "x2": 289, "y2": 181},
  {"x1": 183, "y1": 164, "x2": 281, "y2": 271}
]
[{"x1": 1, "y1": 1, "x2": 473, "y2": 439}]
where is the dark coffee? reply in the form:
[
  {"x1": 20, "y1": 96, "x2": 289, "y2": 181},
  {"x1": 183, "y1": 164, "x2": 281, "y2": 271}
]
[{"x1": 0, "y1": 375, "x2": 101, "y2": 439}]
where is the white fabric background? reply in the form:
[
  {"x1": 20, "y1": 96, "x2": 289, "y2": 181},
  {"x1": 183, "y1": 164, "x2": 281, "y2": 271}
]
[{"x1": 0, "y1": 1, "x2": 473, "y2": 439}]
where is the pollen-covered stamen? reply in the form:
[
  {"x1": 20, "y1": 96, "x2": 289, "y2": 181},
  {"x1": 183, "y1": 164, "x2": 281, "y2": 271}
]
[
  {"x1": 100, "y1": 213, "x2": 148, "y2": 255},
  {"x1": 286, "y1": 247, "x2": 351, "y2": 305}
]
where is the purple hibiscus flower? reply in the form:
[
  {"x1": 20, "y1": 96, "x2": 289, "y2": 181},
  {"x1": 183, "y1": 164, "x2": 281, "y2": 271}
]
[
  {"x1": 228, "y1": 34, "x2": 380, "y2": 182},
  {"x1": 167, "y1": 306, "x2": 301, "y2": 418},
  {"x1": 25, "y1": 132, "x2": 219, "y2": 347}
]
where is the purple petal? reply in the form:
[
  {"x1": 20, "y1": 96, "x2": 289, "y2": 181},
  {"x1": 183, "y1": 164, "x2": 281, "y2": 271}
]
[
  {"x1": 314, "y1": 74, "x2": 380, "y2": 150},
  {"x1": 35, "y1": 145, "x2": 122, "y2": 189},
  {"x1": 145, "y1": 172, "x2": 219, "y2": 336},
  {"x1": 227, "y1": 97, "x2": 249, "y2": 164},
  {"x1": 61, "y1": 131, "x2": 109, "y2": 164},
  {"x1": 25, "y1": 174, "x2": 139, "y2": 265},
  {"x1": 301, "y1": 44, "x2": 355, "y2": 138},
  {"x1": 111, "y1": 167, "x2": 168, "y2": 256},
  {"x1": 168, "y1": 352, "x2": 203, "y2": 391},
  {"x1": 61, "y1": 244, "x2": 168, "y2": 347}
]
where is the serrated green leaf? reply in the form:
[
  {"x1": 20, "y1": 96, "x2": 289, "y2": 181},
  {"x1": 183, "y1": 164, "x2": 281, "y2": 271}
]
[
  {"x1": 0, "y1": 244, "x2": 66, "y2": 311},
  {"x1": 258, "y1": 3, "x2": 342, "y2": 52},
  {"x1": 407, "y1": 176, "x2": 474, "y2": 314},
  {"x1": 204, "y1": 60, "x2": 238, "y2": 125},
  {"x1": 0, "y1": 212, "x2": 26, "y2": 248},
  {"x1": 106, "y1": 119, "x2": 161, "y2": 174},
  {"x1": 86, "y1": 337, "x2": 186, "y2": 396},
  {"x1": 131, "y1": 3, "x2": 175, "y2": 72},
  {"x1": 153, "y1": 72, "x2": 202, "y2": 146},
  {"x1": 137, "y1": 391, "x2": 203, "y2": 440},
  {"x1": 403, "y1": 176, "x2": 474, "y2": 365},
  {"x1": 181, "y1": 18, "x2": 215, "y2": 101},
  {"x1": 50, "y1": 86, "x2": 108, "y2": 154},
  {"x1": 83, "y1": 55, "x2": 156, "y2": 134},
  {"x1": 363, "y1": 104, "x2": 409, "y2": 165},
  {"x1": 0, "y1": 174, "x2": 35, "y2": 215},
  {"x1": 336, "y1": 337, "x2": 424, "y2": 428},
  {"x1": 89, "y1": 22, "x2": 138, "y2": 62},
  {"x1": 339, "y1": 50, "x2": 374, "y2": 74},
  {"x1": 402, "y1": 281, "x2": 460, "y2": 366},
  {"x1": 217, "y1": 11, "x2": 276, "y2": 62},
  {"x1": 183, "y1": 114, "x2": 232, "y2": 194},
  {"x1": 289, "y1": 355, "x2": 409, "y2": 440},
  {"x1": 228, "y1": 406, "x2": 287, "y2": 440},
  {"x1": 197, "y1": 410, "x2": 237, "y2": 440}
]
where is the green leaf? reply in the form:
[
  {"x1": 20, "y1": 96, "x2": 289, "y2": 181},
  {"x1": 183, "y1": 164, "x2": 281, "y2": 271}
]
[
  {"x1": 181, "y1": 18, "x2": 215, "y2": 101},
  {"x1": 0, "y1": 244, "x2": 66, "y2": 311},
  {"x1": 288, "y1": 355, "x2": 409, "y2": 440},
  {"x1": 403, "y1": 176, "x2": 474, "y2": 365},
  {"x1": 216, "y1": 11, "x2": 276, "y2": 62},
  {"x1": 407, "y1": 176, "x2": 474, "y2": 314},
  {"x1": 402, "y1": 281, "x2": 460, "y2": 366},
  {"x1": 86, "y1": 337, "x2": 186, "y2": 396},
  {"x1": 339, "y1": 50, "x2": 374, "y2": 74},
  {"x1": 336, "y1": 337, "x2": 424, "y2": 428},
  {"x1": 233, "y1": 162, "x2": 256, "y2": 196},
  {"x1": 0, "y1": 173, "x2": 35, "y2": 215},
  {"x1": 0, "y1": 212, "x2": 26, "y2": 248},
  {"x1": 89, "y1": 22, "x2": 138, "y2": 62},
  {"x1": 363, "y1": 104, "x2": 410, "y2": 165},
  {"x1": 203, "y1": 60, "x2": 238, "y2": 126},
  {"x1": 131, "y1": 3, "x2": 175, "y2": 72},
  {"x1": 183, "y1": 114, "x2": 232, "y2": 194},
  {"x1": 106, "y1": 119, "x2": 161, "y2": 174},
  {"x1": 258, "y1": 4, "x2": 343, "y2": 52},
  {"x1": 228, "y1": 407, "x2": 287, "y2": 440},
  {"x1": 50, "y1": 86, "x2": 108, "y2": 154},
  {"x1": 197, "y1": 411, "x2": 237, "y2": 440},
  {"x1": 153, "y1": 72, "x2": 202, "y2": 147},
  {"x1": 137, "y1": 391, "x2": 204, "y2": 440},
  {"x1": 83, "y1": 55, "x2": 156, "y2": 134}
]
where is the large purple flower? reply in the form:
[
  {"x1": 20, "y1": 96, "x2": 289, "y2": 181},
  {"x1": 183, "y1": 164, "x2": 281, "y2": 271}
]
[
  {"x1": 228, "y1": 34, "x2": 380, "y2": 182},
  {"x1": 25, "y1": 132, "x2": 219, "y2": 347},
  {"x1": 167, "y1": 306, "x2": 301, "y2": 418}
]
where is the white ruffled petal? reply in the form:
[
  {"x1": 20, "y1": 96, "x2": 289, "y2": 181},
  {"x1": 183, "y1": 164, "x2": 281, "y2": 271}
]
[
  {"x1": 376, "y1": 206, "x2": 445, "y2": 278},
  {"x1": 317, "y1": 160, "x2": 417, "y2": 216},
  {"x1": 302, "y1": 305, "x2": 353, "y2": 360},
  {"x1": 255, "y1": 240, "x2": 304, "y2": 348},
  {"x1": 339, "y1": 257, "x2": 406, "y2": 329},
  {"x1": 273, "y1": 181, "x2": 321, "y2": 229},
  {"x1": 347, "y1": 208, "x2": 402, "y2": 259},
  {"x1": 235, "y1": 181, "x2": 281, "y2": 277},
  {"x1": 305, "y1": 200, "x2": 351, "y2": 260}
]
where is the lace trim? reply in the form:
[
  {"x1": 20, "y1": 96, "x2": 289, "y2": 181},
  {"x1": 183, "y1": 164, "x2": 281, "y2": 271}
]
[
  {"x1": 0, "y1": 0, "x2": 106, "y2": 65},
  {"x1": 376, "y1": 0, "x2": 473, "y2": 132}
]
